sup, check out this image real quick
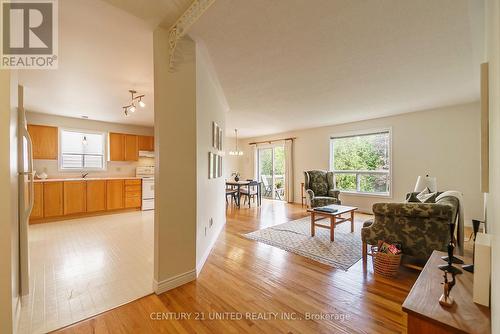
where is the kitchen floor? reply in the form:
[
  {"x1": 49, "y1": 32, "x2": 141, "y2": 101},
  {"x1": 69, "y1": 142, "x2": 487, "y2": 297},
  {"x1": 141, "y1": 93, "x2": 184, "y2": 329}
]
[{"x1": 17, "y1": 211, "x2": 154, "y2": 334}]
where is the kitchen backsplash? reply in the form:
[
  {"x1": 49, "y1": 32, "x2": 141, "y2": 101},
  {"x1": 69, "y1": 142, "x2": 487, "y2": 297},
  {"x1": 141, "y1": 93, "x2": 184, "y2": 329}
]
[{"x1": 33, "y1": 157, "x2": 155, "y2": 179}]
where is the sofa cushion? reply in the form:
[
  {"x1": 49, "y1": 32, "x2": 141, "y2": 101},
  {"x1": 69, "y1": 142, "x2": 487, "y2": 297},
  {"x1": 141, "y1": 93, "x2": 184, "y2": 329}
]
[
  {"x1": 311, "y1": 196, "x2": 339, "y2": 207},
  {"x1": 406, "y1": 193, "x2": 421, "y2": 203},
  {"x1": 308, "y1": 171, "x2": 329, "y2": 196}
]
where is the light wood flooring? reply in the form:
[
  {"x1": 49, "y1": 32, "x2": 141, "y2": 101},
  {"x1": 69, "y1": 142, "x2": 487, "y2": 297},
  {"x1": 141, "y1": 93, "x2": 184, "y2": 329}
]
[{"x1": 54, "y1": 200, "x2": 427, "y2": 334}]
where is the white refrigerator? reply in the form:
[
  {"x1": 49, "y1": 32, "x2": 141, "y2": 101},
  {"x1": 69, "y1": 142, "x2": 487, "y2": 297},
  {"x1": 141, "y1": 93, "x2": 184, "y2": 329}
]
[{"x1": 18, "y1": 84, "x2": 33, "y2": 296}]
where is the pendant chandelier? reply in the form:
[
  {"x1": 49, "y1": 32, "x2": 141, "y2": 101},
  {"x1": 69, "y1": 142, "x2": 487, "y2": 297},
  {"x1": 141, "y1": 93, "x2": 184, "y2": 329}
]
[{"x1": 229, "y1": 129, "x2": 243, "y2": 156}]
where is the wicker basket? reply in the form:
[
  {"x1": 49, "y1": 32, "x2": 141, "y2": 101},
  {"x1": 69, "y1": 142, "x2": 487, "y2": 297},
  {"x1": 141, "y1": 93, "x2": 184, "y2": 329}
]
[{"x1": 371, "y1": 246, "x2": 402, "y2": 278}]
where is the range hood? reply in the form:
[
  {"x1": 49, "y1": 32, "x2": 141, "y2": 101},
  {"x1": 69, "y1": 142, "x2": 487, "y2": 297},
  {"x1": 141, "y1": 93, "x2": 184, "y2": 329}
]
[{"x1": 139, "y1": 150, "x2": 155, "y2": 158}]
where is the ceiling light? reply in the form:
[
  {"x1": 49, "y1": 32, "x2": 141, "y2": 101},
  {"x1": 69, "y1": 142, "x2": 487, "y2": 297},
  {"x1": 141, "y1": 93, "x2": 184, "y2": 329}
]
[
  {"x1": 229, "y1": 129, "x2": 243, "y2": 156},
  {"x1": 122, "y1": 89, "x2": 145, "y2": 117},
  {"x1": 138, "y1": 98, "x2": 145, "y2": 108}
]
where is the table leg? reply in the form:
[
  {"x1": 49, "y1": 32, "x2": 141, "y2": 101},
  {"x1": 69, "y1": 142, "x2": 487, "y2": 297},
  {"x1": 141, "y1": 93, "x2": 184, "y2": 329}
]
[
  {"x1": 237, "y1": 185, "x2": 241, "y2": 208},
  {"x1": 310, "y1": 212, "x2": 315, "y2": 237},
  {"x1": 330, "y1": 216, "x2": 336, "y2": 242},
  {"x1": 350, "y1": 210, "x2": 355, "y2": 233},
  {"x1": 259, "y1": 184, "x2": 262, "y2": 206}
]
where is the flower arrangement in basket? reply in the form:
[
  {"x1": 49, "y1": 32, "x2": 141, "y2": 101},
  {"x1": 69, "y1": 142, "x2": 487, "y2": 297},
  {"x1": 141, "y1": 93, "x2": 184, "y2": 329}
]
[{"x1": 371, "y1": 240, "x2": 403, "y2": 278}]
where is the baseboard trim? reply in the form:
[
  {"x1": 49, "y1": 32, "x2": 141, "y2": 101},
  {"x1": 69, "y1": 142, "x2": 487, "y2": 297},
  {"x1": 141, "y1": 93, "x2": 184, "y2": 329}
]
[
  {"x1": 153, "y1": 270, "x2": 196, "y2": 295},
  {"x1": 196, "y1": 218, "x2": 226, "y2": 276}
]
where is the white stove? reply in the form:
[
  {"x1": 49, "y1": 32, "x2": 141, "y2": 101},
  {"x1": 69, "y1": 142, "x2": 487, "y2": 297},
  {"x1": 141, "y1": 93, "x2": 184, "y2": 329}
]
[{"x1": 136, "y1": 166, "x2": 155, "y2": 211}]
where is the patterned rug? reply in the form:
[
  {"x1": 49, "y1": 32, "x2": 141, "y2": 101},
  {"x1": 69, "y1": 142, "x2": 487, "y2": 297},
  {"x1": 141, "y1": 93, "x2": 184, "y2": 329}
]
[{"x1": 243, "y1": 217, "x2": 362, "y2": 270}]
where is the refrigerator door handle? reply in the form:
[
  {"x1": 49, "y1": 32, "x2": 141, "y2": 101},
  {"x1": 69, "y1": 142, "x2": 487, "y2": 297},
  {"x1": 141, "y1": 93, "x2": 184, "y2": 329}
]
[{"x1": 21, "y1": 124, "x2": 35, "y2": 215}]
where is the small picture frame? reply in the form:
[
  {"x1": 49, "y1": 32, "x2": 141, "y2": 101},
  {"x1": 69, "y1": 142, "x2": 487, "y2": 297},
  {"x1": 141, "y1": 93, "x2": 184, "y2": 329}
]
[
  {"x1": 212, "y1": 121, "x2": 223, "y2": 151},
  {"x1": 218, "y1": 127, "x2": 223, "y2": 151},
  {"x1": 208, "y1": 152, "x2": 215, "y2": 179},
  {"x1": 218, "y1": 155, "x2": 222, "y2": 177}
]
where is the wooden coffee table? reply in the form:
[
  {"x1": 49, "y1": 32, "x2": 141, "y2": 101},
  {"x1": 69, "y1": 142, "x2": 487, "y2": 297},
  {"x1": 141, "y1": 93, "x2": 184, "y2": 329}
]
[{"x1": 307, "y1": 205, "x2": 358, "y2": 241}]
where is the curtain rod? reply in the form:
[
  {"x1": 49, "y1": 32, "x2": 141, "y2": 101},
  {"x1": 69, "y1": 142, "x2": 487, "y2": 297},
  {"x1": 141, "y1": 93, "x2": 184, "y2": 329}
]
[{"x1": 248, "y1": 137, "x2": 296, "y2": 145}]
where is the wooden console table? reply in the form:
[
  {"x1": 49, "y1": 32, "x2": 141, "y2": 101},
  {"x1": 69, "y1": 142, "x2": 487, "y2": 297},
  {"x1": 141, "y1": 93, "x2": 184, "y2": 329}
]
[{"x1": 402, "y1": 251, "x2": 490, "y2": 334}]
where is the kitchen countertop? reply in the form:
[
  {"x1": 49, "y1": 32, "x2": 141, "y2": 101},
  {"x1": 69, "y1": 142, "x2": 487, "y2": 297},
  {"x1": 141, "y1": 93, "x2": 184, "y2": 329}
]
[{"x1": 34, "y1": 177, "x2": 142, "y2": 183}]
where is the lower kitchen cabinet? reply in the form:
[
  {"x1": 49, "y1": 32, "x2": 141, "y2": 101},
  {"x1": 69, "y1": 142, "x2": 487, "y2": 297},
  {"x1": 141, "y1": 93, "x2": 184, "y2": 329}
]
[
  {"x1": 125, "y1": 179, "x2": 142, "y2": 208},
  {"x1": 30, "y1": 178, "x2": 141, "y2": 222},
  {"x1": 43, "y1": 182, "x2": 64, "y2": 218},
  {"x1": 106, "y1": 179, "x2": 124, "y2": 210},
  {"x1": 31, "y1": 183, "x2": 44, "y2": 220},
  {"x1": 86, "y1": 180, "x2": 106, "y2": 212},
  {"x1": 64, "y1": 181, "x2": 87, "y2": 215}
]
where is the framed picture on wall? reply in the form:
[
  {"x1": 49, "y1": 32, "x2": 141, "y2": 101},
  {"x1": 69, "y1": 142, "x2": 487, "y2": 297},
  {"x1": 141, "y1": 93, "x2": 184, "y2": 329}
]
[
  {"x1": 212, "y1": 122, "x2": 219, "y2": 150},
  {"x1": 218, "y1": 128, "x2": 223, "y2": 151},
  {"x1": 218, "y1": 155, "x2": 223, "y2": 177},
  {"x1": 208, "y1": 152, "x2": 215, "y2": 179},
  {"x1": 212, "y1": 121, "x2": 223, "y2": 151}
]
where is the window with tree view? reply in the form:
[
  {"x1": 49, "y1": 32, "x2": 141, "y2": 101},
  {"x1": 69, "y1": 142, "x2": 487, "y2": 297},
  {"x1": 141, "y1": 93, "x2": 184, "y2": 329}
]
[{"x1": 330, "y1": 130, "x2": 391, "y2": 195}]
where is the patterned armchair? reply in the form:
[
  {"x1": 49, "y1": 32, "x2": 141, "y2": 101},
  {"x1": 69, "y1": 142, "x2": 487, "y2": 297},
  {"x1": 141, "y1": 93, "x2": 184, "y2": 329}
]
[
  {"x1": 361, "y1": 194, "x2": 459, "y2": 264},
  {"x1": 304, "y1": 170, "x2": 341, "y2": 208}
]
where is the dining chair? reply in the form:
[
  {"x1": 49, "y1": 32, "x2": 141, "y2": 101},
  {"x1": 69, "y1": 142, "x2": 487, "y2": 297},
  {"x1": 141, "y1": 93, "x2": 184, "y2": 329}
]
[
  {"x1": 225, "y1": 188, "x2": 237, "y2": 207},
  {"x1": 240, "y1": 180, "x2": 261, "y2": 207}
]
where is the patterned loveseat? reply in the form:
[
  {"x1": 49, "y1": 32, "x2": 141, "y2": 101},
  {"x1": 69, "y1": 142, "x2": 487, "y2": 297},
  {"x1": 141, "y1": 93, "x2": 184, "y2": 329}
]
[
  {"x1": 304, "y1": 170, "x2": 341, "y2": 208},
  {"x1": 361, "y1": 193, "x2": 459, "y2": 263}
]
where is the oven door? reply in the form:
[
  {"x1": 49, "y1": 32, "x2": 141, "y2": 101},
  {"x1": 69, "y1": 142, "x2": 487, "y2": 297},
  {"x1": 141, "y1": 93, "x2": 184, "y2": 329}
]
[{"x1": 142, "y1": 178, "x2": 154, "y2": 199}]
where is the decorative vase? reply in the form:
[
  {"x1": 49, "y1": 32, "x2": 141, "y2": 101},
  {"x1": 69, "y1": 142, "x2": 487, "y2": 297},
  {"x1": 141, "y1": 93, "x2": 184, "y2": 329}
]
[{"x1": 234, "y1": 176, "x2": 240, "y2": 182}]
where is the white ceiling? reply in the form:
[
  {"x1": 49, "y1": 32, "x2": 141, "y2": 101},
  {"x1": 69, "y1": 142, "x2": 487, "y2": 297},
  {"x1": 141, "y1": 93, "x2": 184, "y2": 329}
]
[
  {"x1": 102, "y1": 0, "x2": 191, "y2": 29},
  {"x1": 19, "y1": 0, "x2": 155, "y2": 127},
  {"x1": 190, "y1": 0, "x2": 484, "y2": 138},
  {"x1": 18, "y1": 0, "x2": 484, "y2": 134}
]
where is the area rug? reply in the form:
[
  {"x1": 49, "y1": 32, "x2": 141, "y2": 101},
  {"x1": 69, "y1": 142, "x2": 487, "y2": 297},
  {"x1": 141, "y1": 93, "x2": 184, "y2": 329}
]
[{"x1": 243, "y1": 217, "x2": 362, "y2": 270}]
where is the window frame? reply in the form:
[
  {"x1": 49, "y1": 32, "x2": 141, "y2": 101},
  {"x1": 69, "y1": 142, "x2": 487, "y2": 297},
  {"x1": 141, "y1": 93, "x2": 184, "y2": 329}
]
[
  {"x1": 329, "y1": 127, "x2": 393, "y2": 198},
  {"x1": 58, "y1": 128, "x2": 108, "y2": 172}
]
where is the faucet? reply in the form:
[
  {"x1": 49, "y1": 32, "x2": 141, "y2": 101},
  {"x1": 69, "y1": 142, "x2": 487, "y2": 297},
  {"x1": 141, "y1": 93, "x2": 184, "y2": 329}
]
[{"x1": 82, "y1": 172, "x2": 89, "y2": 179}]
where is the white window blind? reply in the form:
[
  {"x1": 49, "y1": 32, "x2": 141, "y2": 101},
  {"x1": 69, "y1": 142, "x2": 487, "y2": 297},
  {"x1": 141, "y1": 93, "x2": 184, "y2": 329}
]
[{"x1": 60, "y1": 130, "x2": 105, "y2": 170}]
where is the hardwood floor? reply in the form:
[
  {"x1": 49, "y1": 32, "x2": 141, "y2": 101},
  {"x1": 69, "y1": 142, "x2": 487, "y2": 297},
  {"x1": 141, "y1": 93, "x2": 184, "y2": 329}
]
[{"x1": 54, "y1": 200, "x2": 421, "y2": 334}]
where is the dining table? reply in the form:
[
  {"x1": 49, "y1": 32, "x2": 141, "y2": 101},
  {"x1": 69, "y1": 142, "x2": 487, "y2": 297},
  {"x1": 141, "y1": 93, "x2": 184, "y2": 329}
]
[{"x1": 225, "y1": 180, "x2": 261, "y2": 208}]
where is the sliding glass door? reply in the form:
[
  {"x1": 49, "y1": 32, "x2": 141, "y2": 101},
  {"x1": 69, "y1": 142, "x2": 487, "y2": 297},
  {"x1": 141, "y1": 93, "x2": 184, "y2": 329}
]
[{"x1": 257, "y1": 145, "x2": 285, "y2": 201}]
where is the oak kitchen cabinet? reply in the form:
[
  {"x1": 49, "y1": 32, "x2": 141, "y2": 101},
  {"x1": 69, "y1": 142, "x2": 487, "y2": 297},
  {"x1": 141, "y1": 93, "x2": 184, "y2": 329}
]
[
  {"x1": 106, "y1": 179, "x2": 124, "y2": 210},
  {"x1": 30, "y1": 178, "x2": 141, "y2": 223},
  {"x1": 124, "y1": 134, "x2": 138, "y2": 161},
  {"x1": 43, "y1": 181, "x2": 64, "y2": 218},
  {"x1": 138, "y1": 135, "x2": 154, "y2": 151},
  {"x1": 63, "y1": 181, "x2": 87, "y2": 215},
  {"x1": 86, "y1": 180, "x2": 106, "y2": 212},
  {"x1": 109, "y1": 133, "x2": 125, "y2": 161},
  {"x1": 124, "y1": 179, "x2": 142, "y2": 208},
  {"x1": 31, "y1": 183, "x2": 44, "y2": 220},
  {"x1": 109, "y1": 133, "x2": 139, "y2": 161},
  {"x1": 27, "y1": 124, "x2": 58, "y2": 160}
]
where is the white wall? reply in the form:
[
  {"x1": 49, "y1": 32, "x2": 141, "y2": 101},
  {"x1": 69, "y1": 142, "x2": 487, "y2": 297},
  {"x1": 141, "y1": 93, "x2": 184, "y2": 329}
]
[
  {"x1": 486, "y1": 0, "x2": 500, "y2": 331},
  {"x1": 195, "y1": 43, "x2": 227, "y2": 274},
  {"x1": 26, "y1": 112, "x2": 154, "y2": 178},
  {"x1": 153, "y1": 30, "x2": 197, "y2": 293},
  {"x1": 237, "y1": 102, "x2": 483, "y2": 223}
]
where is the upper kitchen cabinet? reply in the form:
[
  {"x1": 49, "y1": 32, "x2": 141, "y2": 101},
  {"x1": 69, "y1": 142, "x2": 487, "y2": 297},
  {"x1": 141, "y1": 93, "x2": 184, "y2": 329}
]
[
  {"x1": 27, "y1": 124, "x2": 58, "y2": 160},
  {"x1": 109, "y1": 132, "x2": 138, "y2": 161},
  {"x1": 138, "y1": 135, "x2": 154, "y2": 151},
  {"x1": 124, "y1": 134, "x2": 138, "y2": 161},
  {"x1": 109, "y1": 132, "x2": 125, "y2": 161}
]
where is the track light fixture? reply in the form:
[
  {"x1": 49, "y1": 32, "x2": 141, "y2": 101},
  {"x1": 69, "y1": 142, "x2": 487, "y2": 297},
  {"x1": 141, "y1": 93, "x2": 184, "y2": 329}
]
[{"x1": 123, "y1": 89, "x2": 145, "y2": 116}]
